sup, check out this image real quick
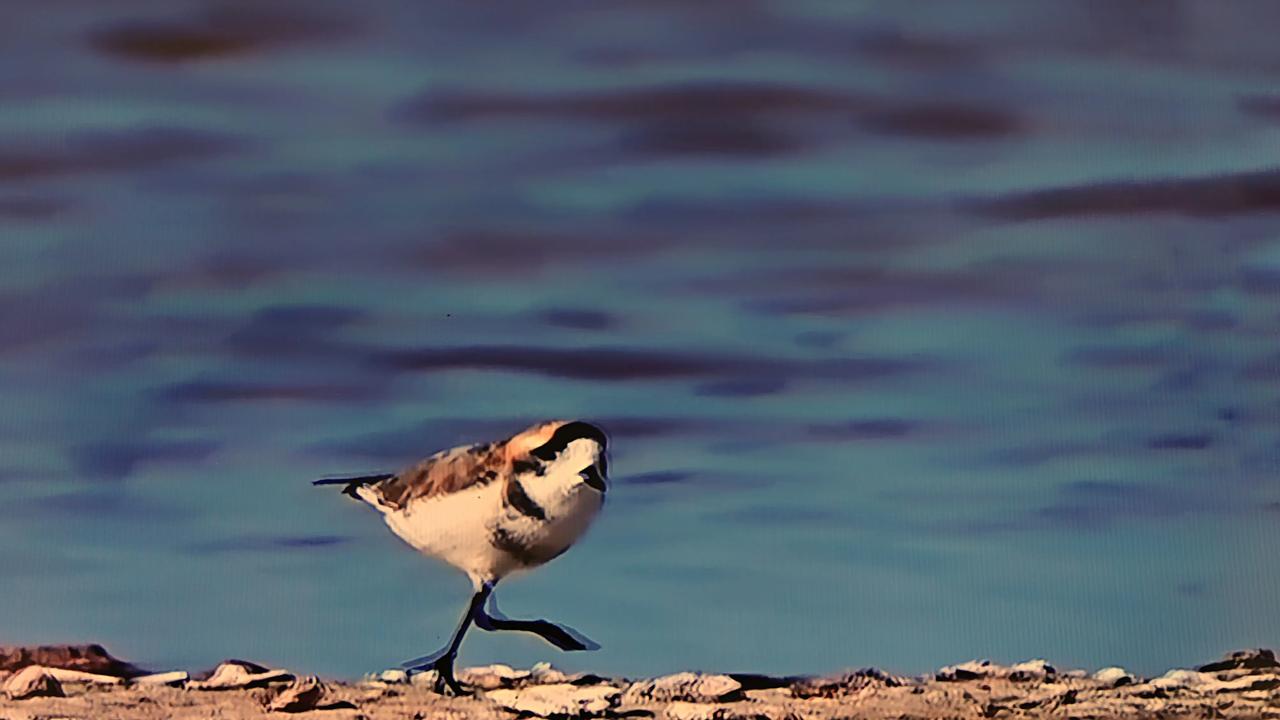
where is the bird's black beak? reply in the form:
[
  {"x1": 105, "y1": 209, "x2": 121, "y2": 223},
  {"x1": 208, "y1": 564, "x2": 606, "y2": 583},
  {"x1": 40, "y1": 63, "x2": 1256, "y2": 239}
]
[{"x1": 580, "y1": 465, "x2": 607, "y2": 493}]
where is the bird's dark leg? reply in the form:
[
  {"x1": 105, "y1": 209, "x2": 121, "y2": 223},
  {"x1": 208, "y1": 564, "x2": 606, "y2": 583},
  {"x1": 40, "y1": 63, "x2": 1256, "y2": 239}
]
[
  {"x1": 473, "y1": 593, "x2": 599, "y2": 652},
  {"x1": 402, "y1": 583, "x2": 493, "y2": 695}
]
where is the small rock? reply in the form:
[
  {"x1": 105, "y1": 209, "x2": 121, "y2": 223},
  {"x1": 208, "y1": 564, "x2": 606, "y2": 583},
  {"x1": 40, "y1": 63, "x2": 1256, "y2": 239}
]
[
  {"x1": 373, "y1": 668, "x2": 409, "y2": 684},
  {"x1": 525, "y1": 663, "x2": 608, "y2": 687},
  {"x1": 469, "y1": 663, "x2": 528, "y2": 680},
  {"x1": 624, "y1": 672, "x2": 743, "y2": 703},
  {"x1": 1199, "y1": 649, "x2": 1279, "y2": 674},
  {"x1": 189, "y1": 660, "x2": 292, "y2": 690},
  {"x1": 267, "y1": 675, "x2": 327, "y2": 713},
  {"x1": 1208, "y1": 673, "x2": 1280, "y2": 693},
  {"x1": 44, "y1": 667, "x2": 126, "y2": 685},
  {"x1": 726, "y1": 674, "x2": 795, "y2": 691},
  {"x1": 937, "y1": 661, "x2": 993, "y2": 682},
  {"x1": 1151, "y1": 669, "x2": 1210, "y2": 690},
  {"x1": 195, "y1": 658, "x2": 270, "y2": 677},
  {"x1": 4, "y1": 665, "x2": 65, "y2": 700},
  {"x1": 530, "y1": 662, "x2": 572, "y2": 685},
  {"x1": 1093, "y1": 667, "x2": 1134, "y2": 687},
  {"x1": 1136, "y1": 686, "x2": 1169, "y2": 700},
  {"x1": 409, "y1": 669, "x2": 440, "y2": 687},
  {"x1": 931, "y1": 661, "x2": 1059, "y2": 681},
  {"x1": 1008, "y1": 659, "x2": 1055, "y2": 682},
  {"x1": 0, "y1": 644, "x2": 144, "y2": 678},
  {"x1": 664, "y1": 701, "x2": 774, "y2": 720},
  {"x1": 790, "y1": 668, "x2": 902, "y2": 698},
  {"x1": 486, "y1": 682, "x2": 621, "y2": 717},
  {"x1": 938, "y1": 659, "x2": 1057, "y2": 683},
  {"x1": 460, "y1": 663, "x2": 532, "y2": 690},
  {"x1": 133, "y1": 670, "x2": 189, "y2": 687}
]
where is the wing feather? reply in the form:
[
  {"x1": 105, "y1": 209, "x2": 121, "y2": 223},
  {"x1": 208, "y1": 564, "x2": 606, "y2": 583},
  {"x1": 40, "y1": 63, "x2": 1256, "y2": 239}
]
[{"x1": 367, "y1": 441, "x2": 509, "y2": 510}]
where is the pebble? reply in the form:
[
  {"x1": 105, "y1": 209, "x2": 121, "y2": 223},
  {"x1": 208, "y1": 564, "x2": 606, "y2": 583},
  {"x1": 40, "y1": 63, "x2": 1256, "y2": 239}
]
[
  {"x1": 1209, "y1": 673, "x2": 1280, "y2": 693},
  {"x1": 44, "y1": 667, "x2": 125, "y2": 685},
  {"x1": 0, "y1": 644, "x2": 142, "y2": 677},
  {"x1": 486, "y1": 682, "x2": 621, "y2": 717},
  {"x1": 936, "y1": 660, "x2": 992, "y2": 681},
  {"x1": 133, "y1": 670, "x2": 189, "y2": 687},
  {"x1": 665, "y1": 701, "x2": 776, "y2": 720},
  {"x1": 1200, "y1": 649, "x2": 1280, "y2": 674},
  {"x1": 1008, "y1": 659, "x2": 1055, "y2": 682},
  {"x1": 371, "y1": 668, "x2": 409, "y2": 684},
  {"x1": 1093, "y1": 667, "x2": 1134, "y2": 687},
  {"x1": 530, "y1": 662, "x2": 573, "y2": 685},
  {"x1": 623, "y1": 672, "x2": 743, "y2": 703},
  {"x1": 4, "y1": 666, "x2": 65, "y2": 700},
  {"x1": 1151, "y1": 669, "x2": 1210, "y2": 690},
  {"x1": 188, "y1": 660, "x2": 292, "y2": 690},
  {"x1": 409, "y1": 669, "x2": 440, "y2": 687},
  {"x1": 790, "y1": 668, "x2": 902, "y2": 698},
  {"x1": 936, "y1": 659, "x2": 1058, "y2": 683},
  {"x1": 267, "y1": 675, "x2": 327, "y2": 713},
  {"x1": 459, "y1": 663, "x2": 532, "y2": 690}
]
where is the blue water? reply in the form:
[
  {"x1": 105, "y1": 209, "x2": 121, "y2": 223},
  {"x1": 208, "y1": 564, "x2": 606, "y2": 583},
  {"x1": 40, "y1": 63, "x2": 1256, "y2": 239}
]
[{"x1": 2, "y1": 0, "x2": 1279, "y2": 680}]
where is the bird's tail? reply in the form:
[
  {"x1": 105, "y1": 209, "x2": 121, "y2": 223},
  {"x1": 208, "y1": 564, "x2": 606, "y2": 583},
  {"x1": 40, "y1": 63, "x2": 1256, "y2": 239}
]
[{"x1": 312, "y1": 473, "x2": 394, "y2": 499}]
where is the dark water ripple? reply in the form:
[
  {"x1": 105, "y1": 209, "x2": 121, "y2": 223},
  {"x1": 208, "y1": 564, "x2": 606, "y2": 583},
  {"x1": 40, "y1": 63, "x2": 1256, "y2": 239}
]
[
  {"x1": 620, "y1": 471, "x2": 693, "y2": 487},
  {"x1": 396, "y1": 82, "x2": 866, "y2": 125},
  {"x1": 0, "y1": 196, "x2": 70, "y2": 220},
  {"x1": 1238, "y1": 95, "x2": 1280, "y2": 122},
  {"x1": 971, "y1": 168, "x2": 1280, "y2": 219},
  {"x1": 158, "y1": 379, "x2": 379, "y2": 405},
  {"x1": 69, "y1": 439, "x2": 221, "y2": 481},
  {"x1": 186, "y1": 534, "x2": 351, "y2": 555},
  {"x1": 88, "y1": 6, "x2": 352, "y2": 63},
  {"x1": 857, "y1": 101, "x2": 1023, "y2": 140},
  {"x1": 376, "y1": 344, "x2": 932, "y2": 383},
  {"x1": 0, "y1": 127, "x2": 246, "y2": 182},
  {"x1": 536, "y1": 308, "x2": 618, "y2": 332}
]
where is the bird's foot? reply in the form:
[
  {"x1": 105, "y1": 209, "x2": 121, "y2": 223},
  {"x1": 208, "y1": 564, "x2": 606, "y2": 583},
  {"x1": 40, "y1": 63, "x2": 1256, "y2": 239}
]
[
  {"x1": 405, "y1": 654, "x2": 471, "y2": 697},
  {"x1": 542, "y1": 623, "x2": 593, "y2": 652},
  {"x1": 475, "y1": 612, "x2": 598, "y2": 652}
]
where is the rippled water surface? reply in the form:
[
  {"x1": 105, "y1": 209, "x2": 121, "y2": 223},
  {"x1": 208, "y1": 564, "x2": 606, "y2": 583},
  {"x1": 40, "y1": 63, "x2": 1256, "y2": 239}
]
[{"x1": 3, "y1": 1, "x2": 1280, "y2": 678}]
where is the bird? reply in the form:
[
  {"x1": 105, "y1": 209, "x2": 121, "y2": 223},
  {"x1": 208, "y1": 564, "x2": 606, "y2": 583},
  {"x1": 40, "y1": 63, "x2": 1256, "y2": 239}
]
[{"x1": 313, "y1": 419, "x2": 609, "y2": 695}]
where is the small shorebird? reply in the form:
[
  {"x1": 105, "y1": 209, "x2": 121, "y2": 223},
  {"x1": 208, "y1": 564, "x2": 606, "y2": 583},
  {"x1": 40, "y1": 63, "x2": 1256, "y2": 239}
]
[{"x1": 313, "y1": 420, "x2": 609, "y2": 694}]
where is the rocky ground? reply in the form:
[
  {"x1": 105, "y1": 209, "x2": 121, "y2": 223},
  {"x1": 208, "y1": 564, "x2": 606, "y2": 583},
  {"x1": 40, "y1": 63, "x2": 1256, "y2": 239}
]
[{"x1": 2, "y1": 646, "x2": 1279, "y2": 719}]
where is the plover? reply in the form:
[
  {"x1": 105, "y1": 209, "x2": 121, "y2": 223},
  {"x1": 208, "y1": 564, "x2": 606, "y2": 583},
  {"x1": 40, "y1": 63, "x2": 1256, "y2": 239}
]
[{"x1": 313, "y1": 420, "x2": 609, "y2": 694}]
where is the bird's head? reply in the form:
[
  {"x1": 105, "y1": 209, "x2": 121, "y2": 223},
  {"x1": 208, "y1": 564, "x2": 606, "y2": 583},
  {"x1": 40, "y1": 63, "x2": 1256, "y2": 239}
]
[{"x1": 505, "y1": 420, "x2": 609, "y2": 493}]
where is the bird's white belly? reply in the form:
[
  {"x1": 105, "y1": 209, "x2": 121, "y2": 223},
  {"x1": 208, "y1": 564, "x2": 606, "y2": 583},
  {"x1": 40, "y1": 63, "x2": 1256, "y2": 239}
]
[
  {"x1": 381, "y1": 484, "x2": 506, "y2": 579},
  {"x1": 377, "y1": 480, "x2": 603, "y2": 586}
]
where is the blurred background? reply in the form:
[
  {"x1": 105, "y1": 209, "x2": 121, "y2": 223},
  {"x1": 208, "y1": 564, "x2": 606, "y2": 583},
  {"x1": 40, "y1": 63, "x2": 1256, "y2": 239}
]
[{"x1": 2, "y1": 0, "x2": 1279, "y2": 680}]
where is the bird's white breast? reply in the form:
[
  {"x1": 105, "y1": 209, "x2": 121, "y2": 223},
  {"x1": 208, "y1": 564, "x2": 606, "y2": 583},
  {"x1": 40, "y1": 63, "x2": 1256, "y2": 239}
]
[
  {"x1": 370, "y1": 464, "x2": 603, "y2": 587},
  {"x1": 505, "y1": 467, "x2": 604, "y2": 565}
]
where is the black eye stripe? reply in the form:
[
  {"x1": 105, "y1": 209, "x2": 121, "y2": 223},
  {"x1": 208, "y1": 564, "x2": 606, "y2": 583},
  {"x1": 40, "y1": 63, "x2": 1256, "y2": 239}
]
[{"x1": 529, "y1": 421, "x2": 608, "y2": 461}]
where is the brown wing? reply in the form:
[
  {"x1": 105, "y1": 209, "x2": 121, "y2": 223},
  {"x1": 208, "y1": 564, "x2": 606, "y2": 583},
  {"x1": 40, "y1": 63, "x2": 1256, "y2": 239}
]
[
  {"x1": 367, "y1": 440, "x2": 510, "y2": 510},
  {"x1": 358, "y1": 420, "x2": 571, "y2": 511}
]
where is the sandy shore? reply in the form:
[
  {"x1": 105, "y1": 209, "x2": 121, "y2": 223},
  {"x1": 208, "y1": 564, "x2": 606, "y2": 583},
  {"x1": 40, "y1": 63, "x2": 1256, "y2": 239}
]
[{"x1": 2, "y1": 646, "x2": 1278, "y2": 719}]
